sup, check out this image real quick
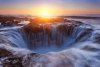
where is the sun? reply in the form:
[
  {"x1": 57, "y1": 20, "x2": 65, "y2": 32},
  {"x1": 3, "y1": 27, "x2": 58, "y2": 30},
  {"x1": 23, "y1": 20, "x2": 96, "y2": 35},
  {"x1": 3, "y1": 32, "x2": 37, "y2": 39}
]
[
  {"x1": 40, "y1": 11, "x2": 52, "y2": 17},
  {"x1": 42, "y1": 12, "x2": 50, "y2": 17},
  {"x1": 35, "y1": 5, "x2": 54, "y2": 17}
]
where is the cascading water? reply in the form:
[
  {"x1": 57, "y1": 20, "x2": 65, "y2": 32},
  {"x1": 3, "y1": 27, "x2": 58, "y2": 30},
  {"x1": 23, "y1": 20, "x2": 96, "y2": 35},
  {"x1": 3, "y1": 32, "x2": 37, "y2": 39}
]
[
  {"x1": 22, "y1": 21, "x2": 93, "y2": 53},
  {"x1": 0, "y1": 19, "x2": 100, "y2": 67}
]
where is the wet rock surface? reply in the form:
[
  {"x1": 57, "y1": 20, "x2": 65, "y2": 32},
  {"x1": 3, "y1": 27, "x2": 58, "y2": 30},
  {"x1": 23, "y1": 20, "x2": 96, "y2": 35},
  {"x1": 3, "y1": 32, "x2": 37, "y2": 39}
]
[{"x1": 2, "y1": 57, "x2": 23, "y2": 67}]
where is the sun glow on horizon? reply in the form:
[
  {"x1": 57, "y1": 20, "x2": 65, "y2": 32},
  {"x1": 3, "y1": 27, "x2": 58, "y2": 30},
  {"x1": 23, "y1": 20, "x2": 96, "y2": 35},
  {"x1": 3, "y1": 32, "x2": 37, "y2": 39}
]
[
  {"x1": 41, "y1": 11, "x2": 50, "y2": 17},
  {"x1": 34, "y1": 5, "x2": 55, "y2": 17},
  {"x1": 38, "y1": 9, "x2": 53, "y2": 17}
]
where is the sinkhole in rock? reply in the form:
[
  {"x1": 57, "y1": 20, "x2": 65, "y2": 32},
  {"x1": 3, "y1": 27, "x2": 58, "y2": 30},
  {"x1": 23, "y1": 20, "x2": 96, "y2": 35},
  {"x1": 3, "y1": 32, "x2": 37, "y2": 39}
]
[{"x1": 21, "y1": 21, "x2": 93, "y2": 54}]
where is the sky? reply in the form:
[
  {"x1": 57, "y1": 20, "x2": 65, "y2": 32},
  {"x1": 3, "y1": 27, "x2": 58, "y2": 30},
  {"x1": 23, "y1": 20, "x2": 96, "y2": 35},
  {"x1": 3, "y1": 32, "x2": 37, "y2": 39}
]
[{"x1": 0, "y1": 0, "x2": 100, "y2": 16}]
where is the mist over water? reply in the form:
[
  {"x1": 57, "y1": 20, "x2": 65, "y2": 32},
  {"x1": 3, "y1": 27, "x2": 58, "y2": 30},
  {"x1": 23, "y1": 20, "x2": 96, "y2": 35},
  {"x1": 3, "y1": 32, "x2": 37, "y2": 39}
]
[{"x1": 0, "y1": 18, "x2": 100, "y2": 67}]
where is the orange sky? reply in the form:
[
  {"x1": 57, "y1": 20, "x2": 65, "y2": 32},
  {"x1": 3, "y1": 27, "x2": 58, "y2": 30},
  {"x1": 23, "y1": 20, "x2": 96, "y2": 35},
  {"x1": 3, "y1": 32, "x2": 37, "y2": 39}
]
[
  {"x1": 0, "y1": 0, "x2": 100, "y2": 16},
  {"x1": 0, "y1": 9, "x2": 100, "y2": 16}
]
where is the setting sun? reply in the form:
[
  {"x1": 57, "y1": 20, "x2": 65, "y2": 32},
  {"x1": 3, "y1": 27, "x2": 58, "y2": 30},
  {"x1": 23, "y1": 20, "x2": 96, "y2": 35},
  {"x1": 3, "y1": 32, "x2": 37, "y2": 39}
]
[
  {"x1": 34, "y1": 5, "x2": 54, "y2": 17},
  {"x1": 41, "y1": 12, "x2": 50, "y2": 17}
]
